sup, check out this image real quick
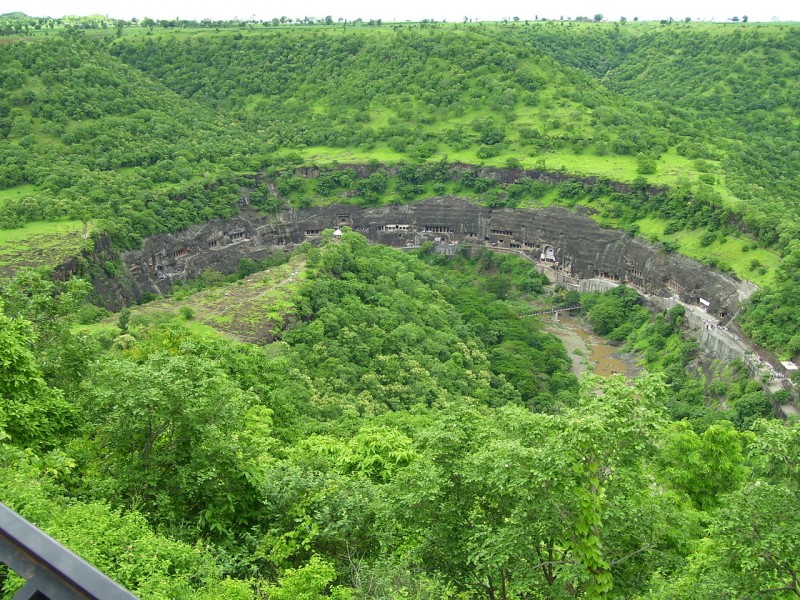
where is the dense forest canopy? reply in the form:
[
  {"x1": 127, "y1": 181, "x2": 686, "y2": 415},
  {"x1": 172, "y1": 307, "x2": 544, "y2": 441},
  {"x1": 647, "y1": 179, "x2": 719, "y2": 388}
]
[
  {"x1": 2, "y1": 17, "x2": 800, "y2": 599},
  {"x1": 3, "y1": 22, "x2": 799, "y2": 242}
]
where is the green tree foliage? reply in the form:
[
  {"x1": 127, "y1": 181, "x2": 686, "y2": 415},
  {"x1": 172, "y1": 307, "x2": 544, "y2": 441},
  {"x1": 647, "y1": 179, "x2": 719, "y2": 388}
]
[
  {"x1": 79, "y1": 347, "x2": 268, "y2": 533},
  {"x1": 0, "y1": 237, "x2": 797, "y2": 597},
  {"x1": 584, "y1": 285, "x2": 645, "y2": 339},
  {"x1": 636, "y1": 153, "x2": 657, "y2": 174},
  {"x1": 740, "y1": 240, "x2": 800, "y2": 355},
  {"x1": 649, "y1": 419, "x2": 800, "y2": 597},
  {"x1": 389, "y1": 375, "x2": 678, "y2": 598},
  {"x1": 515, "y1": 23, "x2": 800, "y2": 248},
  {"x1": 0, "y1": 443, "x2": 254, "y2": 599},
  {"x1": 0, "y1": 301, "x2": 71, "y2": 448},
  {"x1": 2, "y1": 24, "x2": 800, "y2": 360},
  {"x1": 264, "y1": 556, "x2": 352, "y2": 600},
  {"x1": 1, "y1": 23, "x2": 799, "y2": 264},
  {"x1": 0, "y1": 271, "x2": 92, "y2": 388},
  {"x1": 658, "y1": 421, "x2": 751, "y2": 510},
  {"x1": 281, "y1": 231, "x2": 563, "y2": 415},
  {"x1": 0, "y1": 36, "x2": 257, "y2": 242}
]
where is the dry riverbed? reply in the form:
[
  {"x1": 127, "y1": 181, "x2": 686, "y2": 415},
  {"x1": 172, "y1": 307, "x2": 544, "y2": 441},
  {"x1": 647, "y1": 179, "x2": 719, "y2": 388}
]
[{"x1": 544, "y1": 315, "x2": 639, "y2": 378}]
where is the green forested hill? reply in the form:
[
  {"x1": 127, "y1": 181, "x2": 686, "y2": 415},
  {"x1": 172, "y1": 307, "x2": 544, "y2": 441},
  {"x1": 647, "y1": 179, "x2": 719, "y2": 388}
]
[
  {"x1": 2, "y1": 23, "x2": 799, "y2": 342},
  {"x1": 3, "y1": 24, "x2": 799, "y2": 251},
  {"x1": 0, "y1": 35, "x2": 268, "y2": 245},
  {"x1": 106, "y1": 24, "x2": 800, "y2": 242},
  {"x1": 110, "y1": 28, "x2": 670, "y2": 161},
  {"x1": 613, "y1": 29, "x2": 800, "y2": 241},
  {"x1": 514, "y1": 23, "x2": 800, "y2": 244},
  {"x1": 506, "y1": 22, "x2": 800, "y2": 351}
]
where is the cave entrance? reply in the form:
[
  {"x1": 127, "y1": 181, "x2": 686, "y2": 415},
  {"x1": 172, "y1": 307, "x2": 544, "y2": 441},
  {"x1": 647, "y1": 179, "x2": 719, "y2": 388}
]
[{"x1": 541, "y1": 245, "x2": 556, "y2": 261}]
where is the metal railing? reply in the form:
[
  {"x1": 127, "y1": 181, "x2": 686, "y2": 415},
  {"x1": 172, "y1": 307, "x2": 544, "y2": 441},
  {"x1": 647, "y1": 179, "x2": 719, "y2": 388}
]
[{"x1": 0, "y1": 502, "x2": 138, "y2": 599}]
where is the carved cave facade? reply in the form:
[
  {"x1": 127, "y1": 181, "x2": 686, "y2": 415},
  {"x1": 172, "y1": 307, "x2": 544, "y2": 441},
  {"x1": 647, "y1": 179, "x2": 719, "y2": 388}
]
[{"x1": 122, "y1": 196, "x2": 756, "y2": 319}]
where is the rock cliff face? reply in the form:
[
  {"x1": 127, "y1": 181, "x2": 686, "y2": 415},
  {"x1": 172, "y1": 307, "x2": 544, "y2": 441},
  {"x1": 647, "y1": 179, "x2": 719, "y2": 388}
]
[{"x1": 121, "y1": 196, "x2": 756, "y2": 317}]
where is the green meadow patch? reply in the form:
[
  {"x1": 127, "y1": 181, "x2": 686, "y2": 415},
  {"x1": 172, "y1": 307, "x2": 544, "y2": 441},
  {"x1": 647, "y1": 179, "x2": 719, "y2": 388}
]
[
  {"x1": 634, "y1": 217, "x2": 778, "y2": 285},
  {"x1": 0, "y1": 220, "x2": 88, "y2": 277},
  {"x1": 0, "y1": 184, "x2": 40, "y2": 206}
]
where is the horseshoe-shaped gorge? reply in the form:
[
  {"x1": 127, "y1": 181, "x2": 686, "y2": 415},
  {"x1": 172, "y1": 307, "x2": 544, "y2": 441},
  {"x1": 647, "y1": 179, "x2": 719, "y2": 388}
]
[
  {"x1": 7, "y1": 18, "x2": 800, "y2": 597},
  {"x1": 93, "y1": 194, "x2": 795, "y2": 416}
]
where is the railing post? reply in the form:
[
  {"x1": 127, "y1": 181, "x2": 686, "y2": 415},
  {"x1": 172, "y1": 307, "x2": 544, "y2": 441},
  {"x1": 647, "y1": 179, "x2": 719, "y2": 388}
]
[{"x1": 0, "y1": 503, "x2": 138, "y2": 600}]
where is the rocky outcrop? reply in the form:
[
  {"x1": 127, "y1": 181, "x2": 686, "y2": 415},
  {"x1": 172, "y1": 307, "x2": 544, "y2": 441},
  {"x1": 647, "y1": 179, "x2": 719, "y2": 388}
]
[
  {"x1": 121, "y1": 196, "x2": 756, "y2": 319},
  {"x1": 49, "y1": 234, "x2": 138, "y2": 311}
]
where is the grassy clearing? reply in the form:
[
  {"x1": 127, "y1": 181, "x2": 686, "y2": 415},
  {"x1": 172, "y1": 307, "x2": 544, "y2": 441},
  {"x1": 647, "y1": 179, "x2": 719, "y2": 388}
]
[
  {"x1": 0, "y1": 220, "x2": 88, "y2": 277},
  {"x1": 299, "y1": 145, "x2": 406, "y2": 164},
  {"x1": 0, "y1": 183, "x2": 40, "y2": 205},
  {"x1": 298, "y1": 143, "x2": 703, "y2": 191},
  {"x1": 634, "y1": 217, "x2": 779, "y2": 285},
  {"x1": 72, "y1": 322, "x2": 118, "y2": 337},
  {"x1": 109, "y1": 255, "x2": 308, "y2": 343}
]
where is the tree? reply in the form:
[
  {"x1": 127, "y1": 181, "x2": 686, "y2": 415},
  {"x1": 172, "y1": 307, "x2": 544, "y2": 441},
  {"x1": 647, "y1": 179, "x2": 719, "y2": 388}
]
[
  {"x1": 587, "y1": 293, "x2": 627, "y2": 336},
  {"x1": 80, "y1": 348, "x2": 268, "y2": 533},
  {"x1": 0, "y1": 272, "x2": 92, "y2": 391},
  {"x1": 0, "y1": 301, "x2": 72, "y2": 449},
  {"x1": 481, "y1": 274, "x2": 513, "y2": 300},
  {"x1": 0, "y1": 452, "x2": 251, "y2": 599},
  {"x1": 637, "y1": 153, "x2": 657, "y2": 175},
  {"x1": 560, "y1": 375, "x2": 671, "y2": 598},
  {"x1": 265, "y1": 556, "x2": 351, "y2": 599},
  {"x1": 339, "y1": 425, "x2": 417, "y2": 483},
  {"x1": 650, "y1": 420, "x2": 800, "y2": 597},
  {"x1": 389, "y1": 375, "x2": 671, "y2": 599},
  {"x1": 594, "y1": 14, "x2": 604, "y2": 22},
  {"x1": 117, "y1": 307, "x2": 131, "y2": 332},
  {"x1": 658, "y1": 421, "x2": 750, "y2": 510}
]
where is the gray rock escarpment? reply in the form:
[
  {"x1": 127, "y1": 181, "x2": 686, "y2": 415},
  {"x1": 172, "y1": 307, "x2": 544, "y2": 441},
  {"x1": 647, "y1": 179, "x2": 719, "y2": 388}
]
[{"x1": 122, "y1": 196, "x2": 756, "y2": 319}]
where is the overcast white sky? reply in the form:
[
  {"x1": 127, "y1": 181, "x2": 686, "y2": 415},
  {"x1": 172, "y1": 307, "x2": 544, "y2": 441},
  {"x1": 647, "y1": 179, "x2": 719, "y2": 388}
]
[{"x1": 6, "y1": 0, "x2": 798, "y2": 24}]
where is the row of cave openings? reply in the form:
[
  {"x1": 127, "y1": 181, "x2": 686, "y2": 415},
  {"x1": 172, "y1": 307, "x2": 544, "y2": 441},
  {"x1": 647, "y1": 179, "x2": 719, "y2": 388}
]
[
  {"x1": 129, "y1": 217, "x2": 565, "y2": 276},
  {"x1": 125, "y1": 222, "x2": 730, "y2": 322}
]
